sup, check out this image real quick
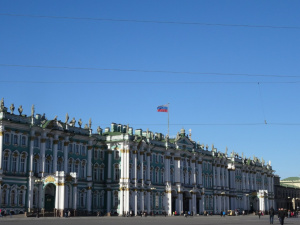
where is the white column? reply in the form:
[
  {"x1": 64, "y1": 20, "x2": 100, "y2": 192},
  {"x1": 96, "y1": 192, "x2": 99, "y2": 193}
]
[
  {"x1": 147, "y1": 191, "x2": 150, "y2": 213},
  {"x1": 134, "y1": 190, "x2": 138, "y2": 216},
  {"x1": 217, "y1": 166, "x2": 220, "y2": 187},
  {"x1": 27, "y1": 131, "x2": 35, "y2": 211},
  {"x1": 87, "y1": 184, "x2": 92, "y2": 212},
  {"x1": 174, "y1": 156, "x2": 181, "y2": 183},
  {"x1": 141, "y1": 191, "x2": 144, "y2": 212},
  {"x1": 146, "y1": 152, "x2": 151, "y2": 183},
  {"x1": 0, "y1": 126, "x2": 4, "y2": 171},
  {"x1": 63, "y1": 138, "x2": 69, "y2": 173},
  {"x1": 107, "y1": 190, "x2": 111, "y2": 213},
  {"x1": 133, "y1": 150, "x2": 137, "y2": 183},
  {"x1": 87, "y1": 141, "x2": 92, "y2": 181},
  {"x1": 140, "y1": 152, "x2": 144, "y2": 184},
  {"x1": 198, "y1": 161, "x2": 202, "y2": 186},
  {"x1": 213, "y1": 195, "x2": 217, "y2": 213},
  {"x1": 262, "y1": 174, "x2": 265, "y2": 190},
  {"x1": 192, "y1": 193, "x2": 196, "y2": 215},
  {"x1": 120, "y1": 189, "x2": 124, "y2": 215},
  {"x1": 52, "y1": 135, "x2": 58, "y2": 173},
  {"x1": 27, "y1": 177, "x2": 34, "y2": 211},
  {"x1": 191, "y1": 160, "x2": 196, "y2": 185},
  {"x1": 40, "y1": 133, "x2": 46, "y2": 176},
  {"x1": 39, "y1": 182, "x2": 43, "y2": 210},
  {"x1": 107, "y1": 150, "x2": 112, "y2": 182},
  {"x1": 73, "y1": 184, "x2": 77, "y2": 210}
]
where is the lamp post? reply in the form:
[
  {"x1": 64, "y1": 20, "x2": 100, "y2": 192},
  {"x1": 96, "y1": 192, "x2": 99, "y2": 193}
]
[{"x1": 34, "y1": 179, "x2": 43, "y2": 218}]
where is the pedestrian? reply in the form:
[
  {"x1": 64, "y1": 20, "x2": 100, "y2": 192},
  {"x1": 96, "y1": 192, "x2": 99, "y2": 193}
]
[
  {"x1": 269, "y1": 207, "x2": 274, "y2": 224},
  {"x1": 278, "y1": 208, "x2": 286, "y2": 225},
  {"x1": 258, "y1": 210, "x2": 261, "y2": 219}
]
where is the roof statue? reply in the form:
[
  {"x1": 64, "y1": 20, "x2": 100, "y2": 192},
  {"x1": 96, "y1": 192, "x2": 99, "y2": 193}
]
[
  {"x1": 70, "y1": 117, "x2": 76, "y2": 127},
  {"x1": 97, "y1": 126, "x2": 101, "y2": 134},
  {"x1": 225, "y1": 146, "x2": 228, "y2": 156},
  {"x1": 205, "y1": 144, "x2": 209, "y2": 150},
  {"x1": 0, "y1": 98, "x2": 4, "y2": 109},
  {"x1": 41, "y1": 113, "x2": 46, "y2": 120},
  {"x1": 78, "y1": 119, "x2": 82, "y2": 128},
  {"x1": 268, "y1": 160, "x2": 271, "y2": 166},
  {"x1": 212, "y1": 144, "x2": 214, "y2": 151},
  {"x1": 175, "y1": 132, "x2": 180, "y2": 141},
  {"x1": 31, "y1": 104, "x2": 35, "y2": 117},
  {"x1": 262, "y1": 157, "x2": 265, "y2": 165},
  {"x1": 10, "y1": 103, "x2": 15, "y2": 114},
  {"x1": 242, "y1": 152, "x2": 244, "y2": 159},
  {"x1": 65, "y1": 113, "x2": 69, "y2": 124},
  {"x1": 84, "y1": 124, "x2": 88, "y2": 129},
  {"x1": 231, "y1": 151, "x2": 234, "y2": 157},
  {"x1": 165, "y1": 134, "x2": 169, "y2": 143},
  {"x1": 89, "y1": 118, "x2": 92, "y2": 129},
  {"x1": 189, "y1": 129, "x2": 192, "y2": 141},
  {"x1": 53, "y1": 115, "x2": 58, "y2": 120},
  {"x1": 126, "y1": 124, "x2": 129, "y2": 134},
  {"x1": 146, "y1": 128, "x2": 149, "y2": 138},
  {"x1": 18, "y1": 105, "x2": 23, "y2": 115}
]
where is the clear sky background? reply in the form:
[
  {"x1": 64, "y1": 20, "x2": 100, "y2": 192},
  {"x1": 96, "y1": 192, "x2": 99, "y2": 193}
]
[{"x1": 1, "y1": 1, "x2": 300, "y2": 180}]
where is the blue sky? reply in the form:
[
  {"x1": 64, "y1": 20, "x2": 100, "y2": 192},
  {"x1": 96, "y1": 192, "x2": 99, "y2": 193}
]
[{"x1": 1, "y1": 1, "x2": 300, "y2": 179}]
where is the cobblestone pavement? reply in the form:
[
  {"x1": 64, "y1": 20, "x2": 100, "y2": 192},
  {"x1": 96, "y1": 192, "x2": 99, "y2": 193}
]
[{"x1": 1, "y1": 215, "x2": 300, "y2": 225}]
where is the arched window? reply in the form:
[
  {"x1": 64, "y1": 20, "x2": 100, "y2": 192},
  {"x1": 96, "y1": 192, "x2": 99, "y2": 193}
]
[
  {"x1": 33, "y1": 157, "x2": 39, "y2": 174},
  {"x1": 155, "y1": 170, "x2": 159, "y2": 183},
  {"x1": 2, "y1": 189, "x2": 7, "y2": 205},
  {"x1": 20, "y1": 153, "x2": 26, "y2": 173},
  {"x1": 45, "y1": 157, "x2": 52, "y2": 173},
  {"x1": 100, "y1": 167, "x2": 104, "y2": 181},
  {"x1": 68, "y1": 159, "x2": 73, "y2": 173},
  {"x1": 93, "y1": 166, "x2": 98, "y2": 180},
  {"x1": 57, "y1": 158, "x2": 63, "y2": 171},
  {"x1": 13, "y1": 135, "x2": 18, "y2": 145},
  {"x1": 80, "y1": 191, "x2": 85, "y2": 208},
  {"x1": 11, "y1": 152, "x2": 19, "y2": 172},
  {"x1": 3, "y1": 151, "x2": 10, "y2": 172},
  {"x1": 113, "y1": 191, "x2": 118, "y2": 207},
  {"x1": 11, "y1": 189, "x2": 16, "y2": 205},
  {"x1": 114, "y1": 165, "x2": 120, "y2": 181},
  {"x1": 21, "y1": 136, "x2": 26, "y2": 146},
  {"x1": 81, "y1": 161, "x2": 86, "y2": 179},
  {"x1": 18, "y1": 190, "x2": 24, "y2": 205}
]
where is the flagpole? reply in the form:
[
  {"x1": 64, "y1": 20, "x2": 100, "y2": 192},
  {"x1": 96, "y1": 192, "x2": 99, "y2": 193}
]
[{"x1": 168, "y1": 103, "x2": 170, "y2": 137}]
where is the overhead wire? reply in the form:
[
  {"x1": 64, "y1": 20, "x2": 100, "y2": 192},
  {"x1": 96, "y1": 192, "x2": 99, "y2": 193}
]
[
  {"x1": 1, "y1": 13, "x2": 300, "y2": 30},
  {"x1": 1, "y1": 64, "x2": 300, "y2": 78}
]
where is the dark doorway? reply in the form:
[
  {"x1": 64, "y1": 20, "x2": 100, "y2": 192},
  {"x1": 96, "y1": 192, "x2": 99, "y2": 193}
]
[
  {"x1": 44, "y1": 184, "x2": 56, "y2": 212},
  {"x1": 183, "y1": 192, "x2": 190, "y2": 212}
]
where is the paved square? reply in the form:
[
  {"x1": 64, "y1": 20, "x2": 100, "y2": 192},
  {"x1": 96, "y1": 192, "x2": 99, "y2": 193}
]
[{"x1": 1, "y1": 215, "x2": 300, "y2": 225}]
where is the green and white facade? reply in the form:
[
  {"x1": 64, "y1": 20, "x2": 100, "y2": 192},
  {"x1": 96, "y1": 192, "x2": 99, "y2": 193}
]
[{"x1": 0, "y1": 101, "x2": 276, "y2": 216}]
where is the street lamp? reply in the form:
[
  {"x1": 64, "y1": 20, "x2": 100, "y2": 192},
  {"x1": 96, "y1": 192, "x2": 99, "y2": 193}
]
[{"x1": 34, "y1": 179, "x2": 43, "y2": 218}]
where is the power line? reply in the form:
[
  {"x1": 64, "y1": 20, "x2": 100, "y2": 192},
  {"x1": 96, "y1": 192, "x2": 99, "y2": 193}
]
[
  {"x1": 0, "y1": 80, "x2": 299, "y2": 85},
  {"x1": 1, "y1": 13, "x2": 299, "y2": 30},
  {"x1": 0, "y1": 64, "x2": 299, "y2": 78}
]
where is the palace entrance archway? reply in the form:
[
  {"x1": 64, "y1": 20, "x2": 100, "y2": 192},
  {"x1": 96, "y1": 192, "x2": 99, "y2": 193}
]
[{"x1": 44, "y1": 183, "x2": 56, "y2": 212}]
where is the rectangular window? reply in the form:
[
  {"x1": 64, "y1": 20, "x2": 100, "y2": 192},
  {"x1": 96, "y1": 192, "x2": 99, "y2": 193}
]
[{"x1": 115, "y1": 151, "x2": 119, "y2": 159}]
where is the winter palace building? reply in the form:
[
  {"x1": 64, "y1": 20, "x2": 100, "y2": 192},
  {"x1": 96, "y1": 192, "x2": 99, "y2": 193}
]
[{"x1": 0, "y1": 100, "x2": 276, "y2": 216}]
